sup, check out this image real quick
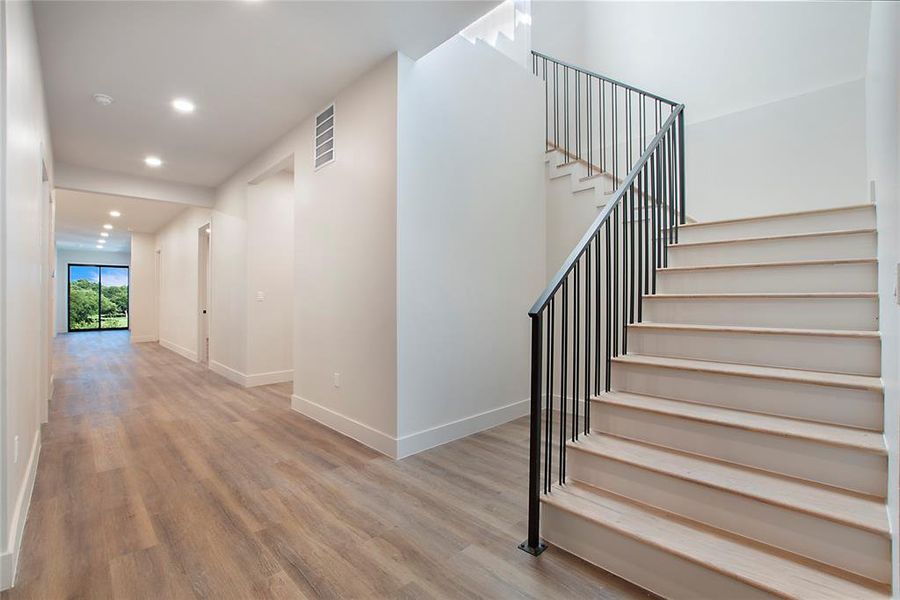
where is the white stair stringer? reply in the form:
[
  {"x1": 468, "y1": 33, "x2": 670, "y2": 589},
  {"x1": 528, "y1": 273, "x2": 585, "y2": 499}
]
[{"x1": 539, "y1": 203, "x2": 892, "y2": 599}]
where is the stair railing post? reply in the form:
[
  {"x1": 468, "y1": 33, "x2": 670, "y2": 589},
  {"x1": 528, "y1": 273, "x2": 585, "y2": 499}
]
[
  {"x1": 677, "y1": 108, "x2": 686, "y2": 224},
  {"x1": 519, "y1": 312, "x2": 547, "y2": 556}
]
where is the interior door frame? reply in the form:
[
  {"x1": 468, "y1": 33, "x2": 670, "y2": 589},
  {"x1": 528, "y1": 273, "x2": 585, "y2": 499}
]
[{"x1": 66, "y1": 263, "x2": 130, "y2": 332}]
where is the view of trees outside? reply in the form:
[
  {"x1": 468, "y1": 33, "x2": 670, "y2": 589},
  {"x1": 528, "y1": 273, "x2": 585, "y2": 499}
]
[{"x1": 68, "y1": 265, "x2": 129, "y2": 330}]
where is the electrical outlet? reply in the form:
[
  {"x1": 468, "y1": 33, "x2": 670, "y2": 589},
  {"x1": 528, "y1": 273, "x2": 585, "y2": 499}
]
[
  {"x1": 13, "y1": 435, "x2": 19, "y2": 464},
  {"x1": 333, "y1": 372, "x2": 341, "y2": 388}
]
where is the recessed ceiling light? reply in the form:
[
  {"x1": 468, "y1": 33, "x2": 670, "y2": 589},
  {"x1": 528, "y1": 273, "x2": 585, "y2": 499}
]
[
  {"x1": 103, "y1": 224, "x2": 113, "y2": 230},
  {"x1": 97, "y1": 239, "x2": 107, "y2": 244},
  {"x1": 100, "y1": 232, "x2": 109, "y2": 237},
  {"x1": 109, "y1": 210, "x2": 121, "y2": 217},
  {"x1": 172, "y1": 98, "x2": 195, "y2": 114},
  {"x1": 96, "y1": 245, "x2": 103, "y2": 249},
  {"x1": 144, "y1": 155, "x2": 163, "y2": 167},
  {"x1": 92, "y1": 93, "x2": 114, "y2": 106}
]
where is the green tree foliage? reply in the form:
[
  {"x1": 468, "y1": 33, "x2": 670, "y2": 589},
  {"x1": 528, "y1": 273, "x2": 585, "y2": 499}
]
[{"x1": 69, "y1": 278, "x2": 128, "y2": 330}]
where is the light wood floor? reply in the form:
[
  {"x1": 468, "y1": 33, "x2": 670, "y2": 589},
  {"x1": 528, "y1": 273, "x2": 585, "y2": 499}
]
[{"x1": 4, "y1": 331, "x2": 648, "y2": 599}]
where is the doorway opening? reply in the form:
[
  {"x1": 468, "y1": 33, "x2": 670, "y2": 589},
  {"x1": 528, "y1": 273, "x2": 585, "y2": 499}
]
[{"x1": 67, "y1": 264, "x2": 129, "y2": 331}]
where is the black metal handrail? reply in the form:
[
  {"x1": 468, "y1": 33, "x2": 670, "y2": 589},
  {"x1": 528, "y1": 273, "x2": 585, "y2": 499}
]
[{"x1": 520, "y1": 51, "x2": 685, "y2": 556}]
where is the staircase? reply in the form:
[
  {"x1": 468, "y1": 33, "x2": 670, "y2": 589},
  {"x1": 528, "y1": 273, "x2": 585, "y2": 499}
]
[{"x1": 521, "y1": 51, "x2": 892, "y2": 599}]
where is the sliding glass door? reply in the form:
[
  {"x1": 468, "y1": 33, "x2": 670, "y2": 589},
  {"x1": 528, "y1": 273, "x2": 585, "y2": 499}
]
[{"x1": 67, "y1": 264, "x2": 129, "y2": 331}]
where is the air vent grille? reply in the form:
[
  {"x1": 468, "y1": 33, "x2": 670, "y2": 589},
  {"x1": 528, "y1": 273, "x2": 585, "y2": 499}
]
[{"x1": 314, "y1": 104, "x2": 335, "y2": 169}]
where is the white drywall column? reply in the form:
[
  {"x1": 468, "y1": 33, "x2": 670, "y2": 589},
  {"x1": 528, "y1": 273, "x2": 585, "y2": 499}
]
[
  {"x1": 396, "y1": 37, "x2": 545, "y2": 456},
  {"x1": 129, "y1": 233, "x2": 158, "y2": 343}
]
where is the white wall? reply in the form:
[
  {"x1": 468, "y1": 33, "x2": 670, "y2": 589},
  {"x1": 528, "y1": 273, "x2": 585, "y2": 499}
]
[
  {"x1": 245, "y1": 171, "x2": 293, "y2": 383},
  {"x1": 292, "y1": 56, "x2": 400, "y2": 448},
  {"x1": 396, "y1": 36, "x2": 545, "y2": 456},
  {"x1": 53, "y1": 248, "x2": 129, "y2": 334},
  {"x1": 864, "y1": 1, "x2": 900, "y2": 592},
  {"x1": 155, "y1": 207, "x2": 211, "y2": 362},
  {"x1": 531, "y1": 1, "x2": 871, "y2": 220},
  {"x1": 204, "y1": 56, "x2": 399, "y2": 447},
  {"x1": 129, "y1": 233, "x2": 157, "y2": 343},
  {"x1": 0, "y1": 0, "x2": 54, "y2": 589}
]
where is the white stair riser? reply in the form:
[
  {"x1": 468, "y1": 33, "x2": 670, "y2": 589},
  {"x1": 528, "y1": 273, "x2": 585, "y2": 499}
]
[
  {"x1": 542, "y1": 503, "x2": 775, "y2": 600},
  {"x1": 568, "y1": 450, "x2": 891, "y2": 583},
  {"x1": 591, "y1": 403, "x2": 887, "y2": 496},
  {"x1": 642, "y1": 296, "x2": 878, "y2": 330},
  {"x1": 678, "y1": 206, "x2": 876, "y2": 244},
  {"x1": 610, "y1": 363, "x2": 882, "y2": 430},
  {"x1": 627, "y1": 327, "x2": 881, "y2": 376},
  {"x1": 668, "y1": 232, "x2": 876, "y2": 267},
  {"x1": 657, "y1": 262, "x2": 877, "y2": 294}
]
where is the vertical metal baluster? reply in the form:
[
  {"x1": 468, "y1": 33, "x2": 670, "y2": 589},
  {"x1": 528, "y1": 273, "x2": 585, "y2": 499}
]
[
  {"x1": 584, "y1": 243, "x2": 591, "y2": 436},
  {"x1": 659, "y1": 134, "x2": 670, "y2": 267},
  {"x1": 564, "y1": 67, "x2": 569, "y2": 159},
  {"x1": 575, "y1": 71, "x2": 580, "y2": 163},
  {"x1": 554, "y1": 64, "x2": 559, "y2": 149},
  {"x1": 629, "y1": 181, "x2": 636, "y2": 326},
  {"x1": 612, "y1": 84, "x2": 618, "y2": 185},
  {"x1": 573, "y1": 262, "x2": 579, "y2": 442},
  {"x1": 523, "y1": 310, "x2": 543, "y2": 554},
  {"x1": 669, "y1": 126, "x2": 676, "y2": 246},
  {"x1": 600, "y1": 81, "x2": 606, "y2": 174},
  {"x1": 605, "y1": 223, "x2": 612, "y2": 391},
  {"x1": 626, "y1": 90, "x2": 632, "y2": 174},
  {"x1": 594, "y1": 234, "x2": 601, "y2": 397},
  {"x1": 678, "y1": 108, "x2": 686, "y2": 228},
  {"x1": 637, "y1": 171, "x2": 643, "y2": 322},
  {"x1": 651, "y1": 151, "x2": 658, "y2": 293},
  {"x1": 587, "y1": 77, "x2": 593, "y2": 177},
  {"x1": 543, "y1": 58, "x2": 549, "y2": 151},
  {"x1": 543, "y1": 299, "x2": 552, "y2": 494},
  {"x1": 612, "y1": 204, "x2": 619, "y2": 358},
  {"x1": 559, "y1": 279, "x2": 567, "y2": 485}
]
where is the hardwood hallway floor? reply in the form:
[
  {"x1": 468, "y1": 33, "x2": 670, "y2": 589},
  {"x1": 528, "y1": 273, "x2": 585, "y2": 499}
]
[{"x1": 4, "y1": 331, "x2": 646, "y2": 599}]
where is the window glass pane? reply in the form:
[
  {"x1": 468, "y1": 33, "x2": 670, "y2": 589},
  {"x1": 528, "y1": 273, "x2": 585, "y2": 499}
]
[
  {"x1": 100, "y1": 267, "x2": 129, "y2": 329},
  {"x1": 68, "y1": 265, "x2": 100, "y2": 330}
]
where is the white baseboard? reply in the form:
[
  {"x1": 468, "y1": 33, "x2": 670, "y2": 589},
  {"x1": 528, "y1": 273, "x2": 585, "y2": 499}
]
[
  {"x1": 159, "y1": 338, "x2": 198, "y2": 362},
  {"x1": 209, "y1": 360, "x2": 247, "y2": 386},
  {"x1": 130, "y1": 334, "x2": 158, "y2": 343},
  {"x1": 396, "y1": 398, "x2": 529, "y2": 458},
  {"x1": 291, "y1": 394, "x2": 397, "y2": 457},
  {"x1": 1, "y1": 431, "x2": 41, "y2": 591},
  {"x1": 209, "y1": 361, "x2": 292, "y2": 388},
  {"x1": 290, "y1": 394, "x2": 530, "y2": 460},
  {"x1": 245, "y1": 369, "x2": 293, "y2": 387}
]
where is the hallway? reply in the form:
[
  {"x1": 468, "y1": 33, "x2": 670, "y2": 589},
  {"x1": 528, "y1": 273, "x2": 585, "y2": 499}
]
[{"x1": 4, "y1": 333, "x2": 644, "y2": 599}]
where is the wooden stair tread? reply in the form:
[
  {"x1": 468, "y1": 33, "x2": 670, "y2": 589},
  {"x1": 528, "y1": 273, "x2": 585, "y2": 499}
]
[
  {"x1": 679, "y1": 204, "x2": 874, "y2": 230},
  {"x1": 659, "y1": 257, "x2": 876, "y2": 272},
  {"x1": 568, "y1": 435, "x2": 890, "y2": 536},
  {"x1": 670, "y1": 228, "x2": 875, "y2": 249},
  {"x1": 612, "y1": 354, "x2": 883, "y2": 392},
  {"x1": 628, "y1": 322, "x2": 880, "y2": 339},
  {"x1": 647, "y1": 292, "x2": 877, "y2": 299},
  {"x1": 593, "y1": 392, "x2": 886, "y2": 454},
  {"x1": 543, "y1": 483, "x2": 890, "y2": 599}
]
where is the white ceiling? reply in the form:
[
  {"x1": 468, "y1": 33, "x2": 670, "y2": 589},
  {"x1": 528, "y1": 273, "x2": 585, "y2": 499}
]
[
  {"x1": 55, "y1": 189, "x2": 188, "y2": 253},
  {"x1": 34, "y1": 1, "x2": 496, "y2": 188}
]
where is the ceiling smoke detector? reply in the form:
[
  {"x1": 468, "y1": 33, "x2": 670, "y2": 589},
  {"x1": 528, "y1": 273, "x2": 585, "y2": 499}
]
[{"x1": 92, "y1": 93, "x2": 114, "y2": 106}]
